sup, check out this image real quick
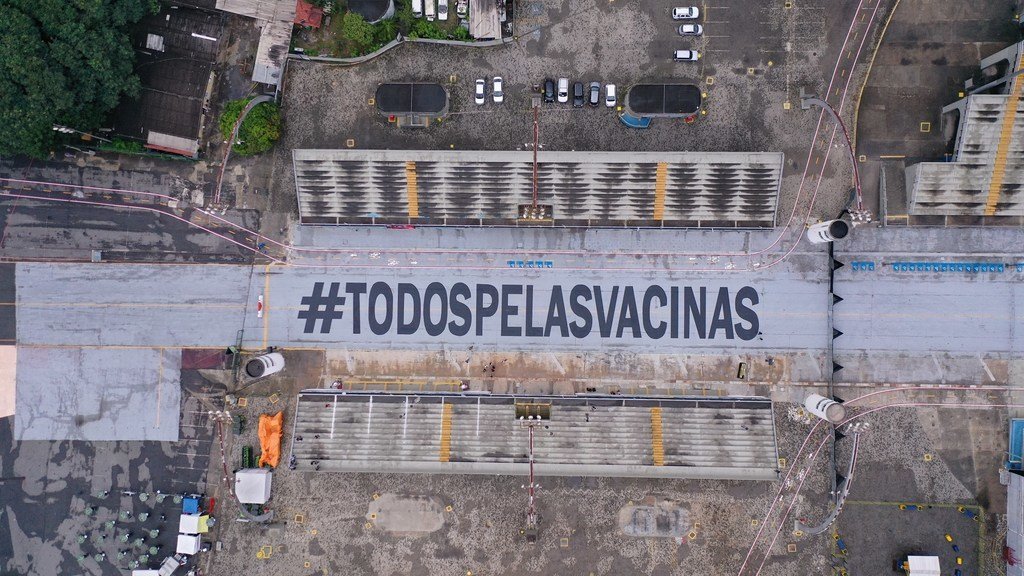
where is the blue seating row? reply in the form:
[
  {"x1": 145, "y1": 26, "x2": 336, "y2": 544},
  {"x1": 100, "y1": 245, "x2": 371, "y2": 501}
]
[
  {"x1": 508, "y1": 260, "x2": 554, "y2": 268},
  {"x1": 891, "y1": 262, "x2": 1006, "y2": 273}
]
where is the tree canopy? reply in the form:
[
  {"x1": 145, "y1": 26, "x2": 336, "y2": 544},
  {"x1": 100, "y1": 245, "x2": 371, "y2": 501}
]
[
  {"x1": 219, "y1": 98, "x2": 282, "y2": 157},
  {"x1": 0, "y1": 0, "x2": 157, "y2": 158}
]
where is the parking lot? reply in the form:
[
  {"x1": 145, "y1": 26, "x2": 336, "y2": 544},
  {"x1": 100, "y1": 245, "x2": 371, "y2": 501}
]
[{"x1": 270, "y1": 0, "x2": 867, "y2": 219}]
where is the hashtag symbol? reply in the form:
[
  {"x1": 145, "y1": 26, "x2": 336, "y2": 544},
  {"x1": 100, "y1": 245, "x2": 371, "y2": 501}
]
[{"x1": 298, "y1": 282, "x2": 346, "y2": 334}]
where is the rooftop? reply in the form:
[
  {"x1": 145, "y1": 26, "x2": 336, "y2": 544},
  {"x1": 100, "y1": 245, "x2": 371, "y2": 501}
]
[
  {"x1": 290, "y1": 392, "x2": 780, "y2": 480},
  {"x1": 110, "y1": 6, "x2": 225, "y2": 156},
  {"x1": 291, "y1": 149, "x2": 783, "y2": 226},
  {"x1": 216, "y1": 0, "x2": 295, "y2": 86}
]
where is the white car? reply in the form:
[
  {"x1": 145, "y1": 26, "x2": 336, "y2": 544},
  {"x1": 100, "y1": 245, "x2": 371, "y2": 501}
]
[
  {"x1": 672, "y1": 6, "x2": 699, "y2": 19},
  {"x1": 474, "y1": 79, "x2": 485, "y2": 104},
  {"x1": 673, "y1": 49, "x2": 700, "y2": 61},
  {"x1": 557, "y1": 77, "x2": 569, "y2": 103},
  {"x1": 678, "y1": 23, "x2": 703, "y2": 35},
  {"x1": 605, "y1": 83, "x2": 616, "y2": 107},
  {"x1": 492, "y1": 76, "x2": 504, "y2": 103},
  {"x1": 438, "y1": 0, "x2": 448, "y2": 20}
]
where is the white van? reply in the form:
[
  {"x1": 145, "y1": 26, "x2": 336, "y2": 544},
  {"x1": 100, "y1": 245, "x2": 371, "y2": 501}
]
[
  {"x1": 438, "y1": 0, "x2": 448, "y2": 20},
  {"x1": 412, "y1": 0, "x2": 423, "y2": 17},
  {"x1": 557, "y1": 78, "x2": 569, "y2": 103},
  {"x1": 425, "y1": 0, "x2": 435, "y2": 20}
]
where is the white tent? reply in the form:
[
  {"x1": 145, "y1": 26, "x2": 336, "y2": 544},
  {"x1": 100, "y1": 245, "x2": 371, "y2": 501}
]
[
  {"x1": 235, "y1": 468, "x2": 272, "y2": 504},
  {"x1": 176, "y1": 534, "x2": 201, "y2": 555},
  {"x1": 906, "y1": 556, "x2": 941, "y2": 576},
  {"x1": 178, "y1": 514, "x2": 209, "y2": 534}
]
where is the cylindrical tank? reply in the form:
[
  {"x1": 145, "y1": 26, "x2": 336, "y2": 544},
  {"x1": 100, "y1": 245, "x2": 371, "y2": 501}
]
[
  {"x1": 806, "y1": 219, "x2": 850, "y2": 244},
  {"x1": 245, "y1": 353, "x2": 285, "y2": 378},
  {"x1": 804, "y1": 393, "x2": 846, "y2": 423}
]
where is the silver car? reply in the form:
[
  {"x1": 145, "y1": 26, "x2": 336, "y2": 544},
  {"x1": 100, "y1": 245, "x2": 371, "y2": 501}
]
[
  {"x1": 672, "y1": 6, "x2": 699, "y2": 19},
  {"x1": 474, "y1": 79, "x2": 486, "y2": 104},
  {"x1": 678, "y1": 23, "x2": 703, "y2": 36}
]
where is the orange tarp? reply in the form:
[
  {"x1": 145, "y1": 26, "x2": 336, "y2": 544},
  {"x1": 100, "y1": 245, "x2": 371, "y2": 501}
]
[{"x1": 257, "y1": 411, "x2": 283, "y2": 468}]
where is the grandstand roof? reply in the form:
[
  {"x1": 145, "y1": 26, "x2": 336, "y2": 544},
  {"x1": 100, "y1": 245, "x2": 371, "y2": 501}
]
[
  {"x1": 292, "y1": 149, "x2": 783, "y2": 227},
  {"x1": 289, "y1": 392, "x2": 780, "y2": 480},
  {"x1": 907, "y1": 96, "x2": 1024, "y2": 217}
]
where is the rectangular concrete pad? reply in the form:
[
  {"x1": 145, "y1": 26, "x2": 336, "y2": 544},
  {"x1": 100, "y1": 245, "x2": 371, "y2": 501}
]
[
  {"x1": 14, "y1": 347, "x2": 181, "y2": 441},
  {"x1": 15, "y1": 262, "x2": 251, "y2": 346}
]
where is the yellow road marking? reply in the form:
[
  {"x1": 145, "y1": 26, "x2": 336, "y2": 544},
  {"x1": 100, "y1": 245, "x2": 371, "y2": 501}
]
[
  {"x1": 405, "y1": 161, "x2": 419, "y2": 218},
  {"x1": 439, "y1": 403, "x2": 453, "y2": 462},
  {"x1": 651, "y1": 407, "x2": 665, "y2": 466},
  {"x1": 653, "y1": 163, "x2": 668, "y2": 220},
  {"x1": 985, "y1": 52, "x2": 1024, "y2": 216}
]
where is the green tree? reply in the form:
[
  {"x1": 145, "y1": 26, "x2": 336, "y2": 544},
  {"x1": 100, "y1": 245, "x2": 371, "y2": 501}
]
[
  {"x1": 219, "y1": 98, "x2": 281, "y2": 156},
  {"x1": 373, "y1": 18, "x2": 396, "y2": 45},
  {"x1": 341, "y1": 12, "x2": 375, "y2": 54},
  {"x1": 0, "y1": 0, "x2": 157, "y2": 158}
]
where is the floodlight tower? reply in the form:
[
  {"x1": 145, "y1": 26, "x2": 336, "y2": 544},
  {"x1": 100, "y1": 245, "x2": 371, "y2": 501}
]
[{"x1": 517, "y1": 413, "x2": 542, "y2": 542}]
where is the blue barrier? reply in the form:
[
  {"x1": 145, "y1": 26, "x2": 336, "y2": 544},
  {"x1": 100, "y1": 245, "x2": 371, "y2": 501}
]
[
  {"x1": 851, "y1": 261, "x2": 875, "y2": 271},
  {"x1": 890, "y1": 261, "x2": 1007, "y2": 274}
]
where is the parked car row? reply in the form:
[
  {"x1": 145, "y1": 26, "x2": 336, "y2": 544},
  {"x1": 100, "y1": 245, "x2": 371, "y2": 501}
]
[
  {"x1": 672, "y1": 6, "x2": 702, "y2": 61},
  {"x1": 412, "y1": 0, "x2": 449, "y2": 21},
  {"x1": 474, "y1": 77, "x2": 504, "y2": 104},
  {"x1": 542, "y1": 78, "x2": 616, "y2": 108}
]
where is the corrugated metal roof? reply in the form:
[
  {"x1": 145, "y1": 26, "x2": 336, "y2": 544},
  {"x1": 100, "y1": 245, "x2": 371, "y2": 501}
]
[
  {"x1": 292, "y1": 149, "x2": 783, "y2": 227},
  {"x1": 217, "y1": 0, "x2": 294, "y2": 86},
  {"x1": 289, "y1": 392, "x2": 779, "y2": 480},
  {"x1": 469, "y1": 0, "x2": 500, "y2": 39}
]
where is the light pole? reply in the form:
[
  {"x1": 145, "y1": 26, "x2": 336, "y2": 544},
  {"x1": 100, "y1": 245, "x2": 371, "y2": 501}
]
[
  {"x1": 799, "y1": 90, "x2": 871, "y2": 224},
  {"x1": 52, "y1": 124, "x2": 112, "y2": 143}
]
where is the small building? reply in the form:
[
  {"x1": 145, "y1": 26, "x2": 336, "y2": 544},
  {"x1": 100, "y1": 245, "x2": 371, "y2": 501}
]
[
  {"x1": 110, "y1": 5, "x2": 226, "y2": 158},
  {"x1": 217, "y1": 0, "x2": 297, "y2": 88},
  {"x1": 470, "y1": 0, "x2": 501, "y2": 39},
  {"x1": 294, "y1": 0, "x2": 324, "y2": 27},
  {"x1": 375, "y1": 83, "x2": 449, "y2": 128}
]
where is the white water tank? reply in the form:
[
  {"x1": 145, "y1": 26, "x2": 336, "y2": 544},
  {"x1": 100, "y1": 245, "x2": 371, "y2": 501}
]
[
  {"x1": 804, "y1": 393, "x2": 846, "y2": 423},
  {"x1": 245, "y1": 352, "x2": 285, "y2": 378},
  {"x1": 806, "y1": 219, "x2": 850, "y2": 244}
]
